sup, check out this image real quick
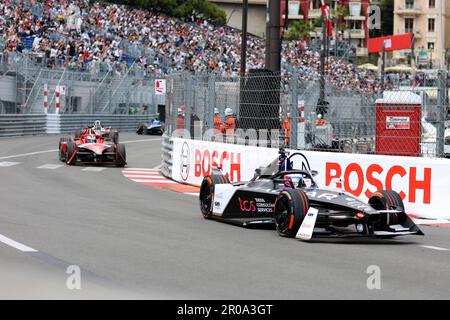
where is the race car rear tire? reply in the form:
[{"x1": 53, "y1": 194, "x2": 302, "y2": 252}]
[
  {"x1": 66, "y1": 142, "x2": 76, "y2": 165},
  {"x1": 368, "y1": 190, "x2": 405, "y2": 212},
  {"x1": 110, "y1": 130, "x2": 119, "y2": 144},
  {"x1": 274, "y1": 189, "x2": 309, "y2": 238},
  {"x1": 116, "y1": 144, "x2": 126, "y2": 167},
  {"x1": 199, "y1": 175, "x2": 230, "y2": 219}
]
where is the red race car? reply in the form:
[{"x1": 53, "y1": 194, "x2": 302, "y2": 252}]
[
  {"x1": 59, "y1": 128, "x2": 126, "y2": 167},
  {"x1": 74, "y1": 121, "x2": 119, "y2": 143}
]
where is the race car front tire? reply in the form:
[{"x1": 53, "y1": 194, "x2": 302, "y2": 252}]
[
  {"x1": 368, "y1": 190, "x2": 405, "y2": 227},
  {"x1": 274, "y1": 189, "x2": 310, "y2": 238},
  {"x1": 199, "y1": 175, "x2": 230, "y2": 219},
  {"x1": 66, "y1": 142, "x2": 76, "y2": 165},
  {"x1": 58, "y1": 138, "x2": 68, "y2": 162},
  {"x1": 368, "y1": 190, "x2": 405, "y2": 212}
]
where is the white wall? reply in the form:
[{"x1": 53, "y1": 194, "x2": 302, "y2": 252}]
[{"x1": 171, "y1": 137, "x2": 450, "y2": 219}]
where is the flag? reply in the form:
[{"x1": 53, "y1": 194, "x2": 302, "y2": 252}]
[{"x1": 320, "y1": 0, "x2": 334, "y2": 37}]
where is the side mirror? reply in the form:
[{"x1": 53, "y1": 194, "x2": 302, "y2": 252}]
[{"x1": 311, "y1": 170, "x2": 318, "y2": 177}]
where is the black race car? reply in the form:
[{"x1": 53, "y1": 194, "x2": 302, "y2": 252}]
[{"x1": 199, "y1": 148, "x2": 423, "y2": 240}]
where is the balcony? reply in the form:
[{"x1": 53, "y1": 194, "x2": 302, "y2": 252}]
[
  {"x1": 309, "y1": 8, "x2": 322, "y2": 19},
  {"x1": 344, "y1": 15, "x2": 366, "y2": 21},
  {"x1": 395, "y1": 5, "x2": 422, "y2": 15},
  {"x1": 356, "y1": 47, "x2": 368, "y2": 56},
  {"x1": 401, "y1": 29, "x2": 422, "y2": 38},
  {"x1": 282, "y1": 14, "x2": 304, "y2": 20},
  {"x1": 344, "y1": 29, "x2": 366, "y2": 39}
]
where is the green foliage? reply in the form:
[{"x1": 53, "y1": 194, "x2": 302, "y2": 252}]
[
  {"x1": 284, "y1": 20, "x2": 313, "y2": 41},
  {"x1": 105, "y1": 0, "x2": 226, "y2": 24}
]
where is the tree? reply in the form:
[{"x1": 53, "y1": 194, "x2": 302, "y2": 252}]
[
  {"x1": 284, "y1": 20, "x2": 314, "y2": 41},
  {"x1": 105, "y1": 0, "x2": 226, "y2": 24}
]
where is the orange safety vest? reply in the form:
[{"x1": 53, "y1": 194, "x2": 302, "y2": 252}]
[
  {"x1": 214, "y1": 115, "x2": 222, "y2": 131},
  {"x1": 283, "y1": 118, "x2": 291, "y2": 145},
  {"x1": 220, "y1": 116, "x2": 236, "y2": 133}
]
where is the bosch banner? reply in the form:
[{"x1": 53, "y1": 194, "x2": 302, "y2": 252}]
[
  {"x1": 368, "y1": 33, "x2": 413, "y2": 53},
  {"x1": 172, "y1": 138, "x2": 450, "y2": 219}
]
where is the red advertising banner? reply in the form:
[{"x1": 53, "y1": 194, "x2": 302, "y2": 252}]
[{"x1": 368, "y1": 33, "x2": 413, "y2": 53}]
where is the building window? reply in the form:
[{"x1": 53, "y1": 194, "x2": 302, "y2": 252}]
[
  {"x1": 428, "y1": 42, "x2": 435, "y2": 50},
  {"x1": 428, "y1": 18, "x2": 435, "y2": 32},
  {"x1": 429, "y1": 0, "x2": 435, "y2": 8},
  {"x1": 404, "y1": 18, "x2": 414, "y2": 33},
  {"x1": 405, "y1": 0, "x2": 415, "y2": 9}
]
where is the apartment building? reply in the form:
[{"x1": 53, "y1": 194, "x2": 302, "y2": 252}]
[
  {"x1": 210, "y1": 1, "x2": 380, "y2": 57},
  {"x1": 393, "y1": 0, "x2": 450, "y2": 68}
]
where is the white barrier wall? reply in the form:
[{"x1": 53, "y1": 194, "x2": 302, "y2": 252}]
[{"x1": 171, "y1": 137, "x2": 450, "y2": 219}]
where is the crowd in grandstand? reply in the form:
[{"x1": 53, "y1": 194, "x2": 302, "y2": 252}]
[{"x1": 0, "y1": 0, "x2": 386, "y2": 92}]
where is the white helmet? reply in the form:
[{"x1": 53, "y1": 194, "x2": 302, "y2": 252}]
[
  {"x1": 214, "y1": 108, "x2": 219, "y2": 115},
  {"x1": 224, "y1": 108, "x2": 233, "y2": 116},
  {"x1": 94, "y1": 120, "x2": 102, "y2": 129},
  {"x1": 87, "y1": 135, "x2": 96, "y2": 143}
]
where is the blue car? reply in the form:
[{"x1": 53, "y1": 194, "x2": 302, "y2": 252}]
[{"x1": 136, "y1": 119, "x2": 164, "y2": 135}]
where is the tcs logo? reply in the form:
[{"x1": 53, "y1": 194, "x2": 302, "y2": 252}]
[
  {"x1": 325, "y1": 162, "x2": 431, "y2": 204},
  {"x1": 239, "y1": 198, "x2": 256, "y2": 212}
]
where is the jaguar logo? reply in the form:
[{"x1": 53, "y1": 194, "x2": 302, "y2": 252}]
[{"x1": 180, "y1": 142, "x2": 190, "y2": 181}]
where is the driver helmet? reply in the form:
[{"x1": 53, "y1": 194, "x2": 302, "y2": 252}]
[
  {"x1": 224, "y1": 108, "x2": 233, "y2": 116},
  {"x1": 94, "y1": 120, "x2": 102, "y2": 129},
  {"x1": 87, "y1": 135, "x2": 96, "y2": 143},
  {"x1": 214, "y1": 108, "x2": 219, "y2": 115},
  {"x1": 284, "y1": 174, "x2": 306, "y2": 189}
]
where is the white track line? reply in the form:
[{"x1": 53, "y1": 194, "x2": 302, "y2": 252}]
[
  {"x1": 420, "y1": 245, "x2": 450, "y2": 251},
  {"x1": 414, "y1": 219, "x2": 450, "y2": 225},
  {"x1": 0, "y1": 137, "x2": 160, "y2": 160},
  {"x1": 0, "y1": 234, "x2": 37, "y2": 252},
  {"x1": 0, "y1": 161, "x2": 21, "y2": 167},
  {"x1": 124, "y1": 168, "x2": 160, "y2": 171},
  {"x1": 121, "y1": 138, "x2": 162, "y2": 144},
  {"x1": 0, "y1": 149, "x2": 58, "y2": 160},
  {"x1": 37, "y1": 164, "x2": 64, "y2": 170},
  {"x1": 82, "y1": 167, "x2": 107, "y2": 172},
  {"x1": 131, "y1": 179, "x2": 175, "y2": 184}
]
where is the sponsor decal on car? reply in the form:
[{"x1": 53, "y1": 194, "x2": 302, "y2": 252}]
[{"x1": 237, "y1": 197, "x2": 274, "y2": 214}]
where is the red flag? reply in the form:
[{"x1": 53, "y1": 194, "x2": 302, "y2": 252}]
[{"x1": 320, "y1": 0, "x2": 334, "y2": 37}]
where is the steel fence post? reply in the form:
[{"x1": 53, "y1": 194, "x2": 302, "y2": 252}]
[
  {"x1": 207, "y1": 73, "x2": 216, "y2": 131},
  {"x1": 290, "y1": 75, "x2": 298, "y2": 149},
  {"x1": 437, "y1": 70, "x2": 447, "y2": 157},
  {"x1": 185, "y1": 73, "x2": 192, "y2": 137}
]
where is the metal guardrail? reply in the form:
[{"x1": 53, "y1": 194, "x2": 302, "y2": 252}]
[
  {"x1": 0, "y1": 114, "x2": 158, "y2": 137},
  {"x1": 0, "y1": 114, "x2": 46, "y2": 137},
  {"x1": 58, "y1": 114, "x2": 159, "y2": 134},
  {"x1": 160, "y1": 133, "x2": 173, "y2": 178}
]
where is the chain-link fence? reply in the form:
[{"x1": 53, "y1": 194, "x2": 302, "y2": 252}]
[{"x1": 165, "y1": 70, "x2": 450, "y2": 159}]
